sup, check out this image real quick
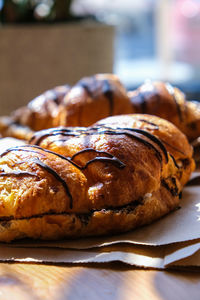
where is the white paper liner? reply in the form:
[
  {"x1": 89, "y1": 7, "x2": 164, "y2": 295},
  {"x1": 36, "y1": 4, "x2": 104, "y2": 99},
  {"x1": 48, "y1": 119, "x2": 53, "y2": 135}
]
[
  {"x1": 0, "y1": 244, "x2": 165, "y2": 268},
  {"x1": 0, "y1": 242, "x2": 200, "y2": 270},
  {"x1": 164, "y1": 242, "x2": 200, "y2": 267}
]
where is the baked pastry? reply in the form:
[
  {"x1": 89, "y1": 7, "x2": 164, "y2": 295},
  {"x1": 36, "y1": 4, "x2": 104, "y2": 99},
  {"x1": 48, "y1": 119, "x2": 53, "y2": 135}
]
[
  {"x1": 57, "y1": 73, "x2": 132, "y2": 127},
  {"x1": 0, "y1": 74, "x2": 132, "y2": 140},
  {"x1": 1, "y1": 74, "x2": 200, "y2": 143},
  {"x1": 0, "y1": 114, "x2": 194, "y2": 242},
  {"x1": 0, "y1": 84, "x2": 70, "y2": 140},
  {"x1": 129, "y1": 80, "x2": 200, "y2": 141},
  {"x1": 0, "y1": 116, "x2": 34, "y2": 141},
  {"x1": 13, "y1": 84, "x2": 70, "y2": 131},
  {"x1": 96, "y1": 114, "x2": 195, "y2": 187}
]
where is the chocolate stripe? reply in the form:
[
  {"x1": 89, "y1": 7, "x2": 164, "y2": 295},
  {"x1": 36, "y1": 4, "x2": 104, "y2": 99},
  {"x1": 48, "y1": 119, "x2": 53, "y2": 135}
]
[
  {"x1": 102, "y1": 79, "x2": 114, "y2": 116},
  {"x1": 1, "y1": 145, "x2": 125, "y2": 171},
  {"x1": 0, "y1": 171, "x2": 37, "y2": 177},
  {"x1": 165, "y1": 83, "x2": 183, "y2": 122},
  {"x1": 32, "y1": 157, "x2": 73, "y2": 209}
]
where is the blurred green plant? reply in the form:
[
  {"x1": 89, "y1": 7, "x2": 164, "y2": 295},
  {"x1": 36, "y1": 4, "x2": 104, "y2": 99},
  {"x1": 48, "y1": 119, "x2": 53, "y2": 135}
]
[{"x1": 0, "y1": 0, "x2": 73, "y2": 23}]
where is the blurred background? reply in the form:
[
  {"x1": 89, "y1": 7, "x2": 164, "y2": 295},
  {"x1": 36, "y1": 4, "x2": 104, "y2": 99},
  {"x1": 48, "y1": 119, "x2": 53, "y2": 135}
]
[{"x1": 0, "y1": 0, "x2": 200, "y2": 113}]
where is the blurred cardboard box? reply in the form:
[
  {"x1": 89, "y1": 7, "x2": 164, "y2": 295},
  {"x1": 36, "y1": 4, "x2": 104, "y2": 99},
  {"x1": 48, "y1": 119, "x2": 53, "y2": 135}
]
[{"x1": 0, "y1": 22, "x2": 114, "y2": 115}]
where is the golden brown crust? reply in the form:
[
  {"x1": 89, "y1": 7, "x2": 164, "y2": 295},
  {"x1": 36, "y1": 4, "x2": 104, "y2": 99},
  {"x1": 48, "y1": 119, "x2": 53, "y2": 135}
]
[
  {"x1": 0, "y1": 186, "x2": 178, "y2": 242},
  {"x1": 57, "y1": 74, "x2": 132, "y2": 127},
  {"x1": 0, "y1": 114, "x2": 194, "y2": 242},
  {"x1": 128, "y1": 81, "x2": 200, "y2": 141},
  {"x1": 1, "y1": 75, "x2": 200, "y2": 143},
  {"x1": 12, "y1": 84, "x2": 70, "y2": 131},
  {"x1": 0, "y1": 116, "x2": 34, "y2": 141},
  {"x1": 0, "y1": 129, "x2": 162, "y2": 218},
  {"x1": 4, "y1": 74, "x2": 131, "y2": 136},
  {"x1": 96, "y1": 114, "x2": 195, "y2": 187}
]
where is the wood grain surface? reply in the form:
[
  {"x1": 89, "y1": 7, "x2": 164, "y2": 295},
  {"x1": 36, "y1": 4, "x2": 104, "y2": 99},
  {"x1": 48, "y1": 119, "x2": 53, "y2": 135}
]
[{"x1": 0, "y1": 263, "x2": 199, "y2": 300}]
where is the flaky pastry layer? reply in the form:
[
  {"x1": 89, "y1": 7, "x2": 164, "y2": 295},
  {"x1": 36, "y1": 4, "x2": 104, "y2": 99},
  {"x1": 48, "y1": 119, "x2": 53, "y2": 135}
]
[{"x1": 0, "y1": 114, "x2": 195, "y2": 242}]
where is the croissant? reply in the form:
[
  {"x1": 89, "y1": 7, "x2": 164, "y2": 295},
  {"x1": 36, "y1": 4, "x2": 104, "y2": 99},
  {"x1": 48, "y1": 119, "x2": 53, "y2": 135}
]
[
  {"x1": 129, "y1": 81, "x2": 200, "y2": 141},
  {"x1": 57, "y1": 73, "x2": 133, "y2": 127},
  {"x1": 13, "y1": 84, "x2": 70, "y2": 131},
  {"x1": 0, "y1": 114, "x2": 194, "y2": 242},
  {"x1": 0, "y1": 84, "x2": 70, "y2": 140},
  {"x1": 0, "y1": 74, "x2": 131, "y2": 140},
  {"x1": 0, "y1": 74, "x2": 200, "y2": 143}
]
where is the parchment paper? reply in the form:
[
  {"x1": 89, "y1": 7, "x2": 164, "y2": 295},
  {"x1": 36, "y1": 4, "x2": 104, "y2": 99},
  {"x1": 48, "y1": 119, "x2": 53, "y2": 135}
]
[
  {"x1": 0, "y1": 241, "x2": 200, "y2": 270},
  {"x1": 164, "y1": 241, "x2": 200, "y2": 267},
  {"x1": 0, "y1": 244, "x2": 165, "y2": 268}
]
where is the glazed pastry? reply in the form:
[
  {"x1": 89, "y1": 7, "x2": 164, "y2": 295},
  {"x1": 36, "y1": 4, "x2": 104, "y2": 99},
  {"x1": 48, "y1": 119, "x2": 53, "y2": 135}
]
[
  {"x1": 57, "y1": 73, "x2": 132, "y2": 127},
  {"x1": 129, "y1": 80, "x2": 200, "y2": 141},
  {"x1": 1, "y1": 74, "x2": 200, "y2": 143},
  {"x1": 0, "y1": 116, "x2": 34, "y2": 141},
  {"x1": 12, "y1": 84, "x2": 70, "y2": 131},
  {"x1": 96, "y1": 114, "x2": 195, "y2": 187},
  {"x1": 0, "y1": 74, "x2": 132, "y2": 140},
  {"x1": 0, "y1": 114, "x2": 194, "y2": 242},
  {"x1": 0, "y1": 84, "x2": 70, "y2": 140}
]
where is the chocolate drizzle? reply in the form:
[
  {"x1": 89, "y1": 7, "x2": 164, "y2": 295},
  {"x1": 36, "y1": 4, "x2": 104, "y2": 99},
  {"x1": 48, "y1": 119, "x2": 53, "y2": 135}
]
[
  {"x1": 0, "y1": 145, "x2": 125, "y2": 171},
  {"x1": 79, "y1": 82, "x2": 93, "y2": 97},
  {"x1": 0, "y1": 142, "x2": 126, "y2": 209},
  {"x1": 0, "y1": 121, "x2": 180, "y2": 211},
  {"x1": 0, "y1": 158, "x2": 73, "y2": 209},
  {"x1": 169, "y1": 154, "x2": 180, "y2": 169},
  {"x1": 78, "y1": 77, "x2": 114, "y2": 116},
  {"x1": 102, "y1": 79, "x2": 114, "y2": 116},
  {"x1": 0, "y1": 147, "x2": 74, "y2": 209},
  {"x1": 71, "y1": 148, "x2": 126, "y2": 169},
  {"x1": 165, "y1": 83, "x2": 183, "y2": 122},
  {"x1": 160, "y1": 138, "x2": 186, "y2": 155},
  {"x1": 0, "y1": 171, "x2": 37, "y2": 178},
  {"x1": 28, "y1": 85, "x2": 70, "y2": 112},
  {"x1": 0, "y1": 145, "x2": 80, "y2": 170},
  {"x1": 113, "y1": 127, "x2": 168, "y2": 163},
  {"x1": 94, "y1": 126, "x2": 167, "y2": 164},
  {"x1": 29, "y1": 124, "x2": 170, "y2": 165},
  {"x1": 135, "y1": 82, "x2": 159, "y2": 113},
  {"x1": 161, "y1": 177, "x2": 179, "y2": 197},
  {"x1": 71, "y1": 148, "x2": 113, "y2": 160},
  {"x1": 32, "y1": 158, "x2": 73, "y2": 209},
  {"x1": 29, "y1": 127, "x2": 81, "y2": 145},
  {"x1": 137, "y1": 119, "x2": 159, "y2": 130}
]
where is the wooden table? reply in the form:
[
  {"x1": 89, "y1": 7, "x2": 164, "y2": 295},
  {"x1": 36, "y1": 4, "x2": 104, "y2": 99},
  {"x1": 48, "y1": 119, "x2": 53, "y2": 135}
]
[{"x1": 0, "y1": 263, "x2": 199, "y2": 300}]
